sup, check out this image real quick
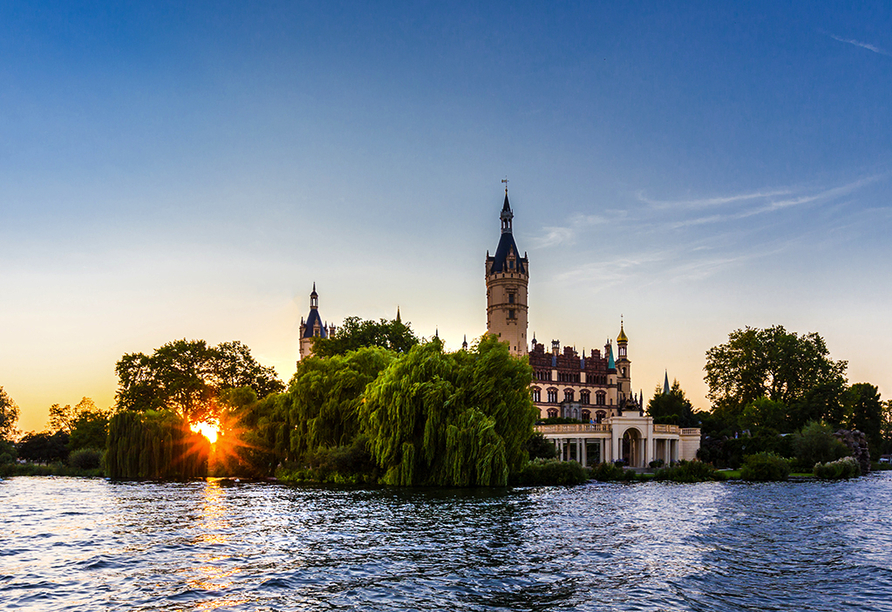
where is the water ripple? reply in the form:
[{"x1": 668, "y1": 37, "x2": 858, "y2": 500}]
[{"x1": 1, "y1": 474, "x2": 891, "y2": 611}]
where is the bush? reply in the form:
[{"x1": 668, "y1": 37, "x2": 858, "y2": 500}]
[
  {"x1": 654, "y1": 460, "x2": 726, "y2": 483},
  {"x1": 740, "y1": 452, "x2": 790, "y2": 481},
  {"x1": 525, "y1": 432, "x2": 557, "y2": 460},
  {"x1": 793, "y1": 421, "x2": 850, "y2": 471},
  {"x1": 68, "y1": 448, "x2": 103, "y2": 470},
  {"x1": 590, "y1": 461, "x2": 636, "y2": 482},
  {"x1": 511, "y1": 459, "x2": 588, "y2": 486},
  {"x1": 814, "y1": 456, "x2": 860, "y2": 479}
]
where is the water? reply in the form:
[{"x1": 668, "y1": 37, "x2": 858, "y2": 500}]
[{"x1": 2, "y1": 475, "x2": 892, "y2": 611}]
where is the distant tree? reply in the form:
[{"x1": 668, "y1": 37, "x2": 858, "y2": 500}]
[
  {"x1": 647, "y1": 380, "x2": 699, "y2": 427},
  {"x1": 17, "y1": 431, "x2": 69, "y2": 463},
  {"x1": 845, "y1": 383, "x2": 884, "y2": 458},
  {"x1": 793, "y1": 421, "x2": 850, "y2": 471},
  {"x1": 882, "y1": 400, "x2": 892, "y2": 455},
  {"x1": 312, "y1": 316, "x2": 418, "y2": 358},
  {"x1": 115, "y1": 339, "x2": 284, "y2": 422},
  {"x1": 0, "y1": 386, "x2": 19, "y2": 442},
  {"x1": 49, "y1": 397, "x2": 99, "y2": 434},
  {"x1": 739, "y1": 397, "x2": 788, "y2": 434},
  {"x1": 68, "y1": 409, "x2": 110, "y2": 452},
  {"x1": 704, "y1": 325, "x2": 847, "y2": 422}
]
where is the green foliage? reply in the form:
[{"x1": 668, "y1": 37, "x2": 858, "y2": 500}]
[
  {"x1": 68, "y1": 409, "x2": 110, "y2": 452},
  {"x1": 0, "y1": 439, "x2": 16, "y2": 465},
  {"x1": 590, "y1": 461, "x2": 635, "y2": 482},
  {"x1": 740, "y1": 452, "x2": 790, "y2": 481},
  {"x1": 536, "y1": 417, "x2": 584, "y2": 425},
  {"x1": 285, "y1": 347, "x2": 396, "y2": 461},
  {"x1": 654, "y1": 460, "x2": 726, "y2": 482},
  {"x1": 697, "y1": 431, "x2": 794, "y2": 469},
  {"x1": 105, "y1": 410, "x2": 208, "y2": 479},
  {"x1": 845, "y1": 383, "x2": 883, "y2": 458},
  {"x1": 17, "y1": 431, "x2": 70, "y2": 463},
  {"x1": 68, "y1": 448, "x2": 103, "y2": 470},
  {"x1": 704, "y1": 326, "x2": 847, "y2": 428},
  {"x1": 360, "y1": 335, "x2": 537, "y2": 487},
  {"x1": 511, "y1": 458, "x2": 588, "y2": 486},
  {"x1": 739, "y1": 397, "x2": 788, "y2": 434},
  {"x1": 0, "y1": 386, "x2": 19, "y2": 442},
  {"x1": 792, "y1": 421, "x2": 850, "y2": 471},
  {"x1": 276, "y1": 436, "x2": 381, "y2": 484},
  {"x1": 312, "y1": 316, "x2": 419, "y2": 358},
  {"x1": 647, "y1": 380, "x2": 700, "y2": 427},
  {"x1": 525, "y1": 432, "x2": 557, "y2": 460},
  {"x1": 814, "y1": 456, "x2": 860, "y2": 479},
  {"x1": 115, "y1": 339, "x2": 284, "y2": 422}
]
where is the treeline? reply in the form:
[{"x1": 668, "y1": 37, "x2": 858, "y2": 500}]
[{"x1": 667, "y1": 325, "x2": 892, "y2": 477}]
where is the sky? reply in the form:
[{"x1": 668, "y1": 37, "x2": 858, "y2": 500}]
[{"x1": 2, "y1": 1, "x2": 891, "y2": 432}]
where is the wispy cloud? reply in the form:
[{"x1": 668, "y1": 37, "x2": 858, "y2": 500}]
[
  {"x1": 529, "y1": 212, "x2": 614, "y2": 249},
  {"x1": 827, "y1": 33, "x2": 892, "y2": 57},
  {"x1": 638, "y1": 189, "x2": 792, "y2": 210}
]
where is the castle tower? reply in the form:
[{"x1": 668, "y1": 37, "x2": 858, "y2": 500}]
[
  {"x1": 298, "y1": 283, "x2": 333, "y2": 360},
  {"x1": 615, "y1": 320, "x2": 632, "y2": 404},
  {"x1": 485, "y1": 186, "x2": 529, "y2": 356}
]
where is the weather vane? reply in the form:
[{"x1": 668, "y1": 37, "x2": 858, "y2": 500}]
[{"x1": 502, "y1": 177, "x2": 508, "y2": 194}]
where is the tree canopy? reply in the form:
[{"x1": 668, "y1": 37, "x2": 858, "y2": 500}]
[
  {"x1": 360, "y1": 335, "x2": 538, "y2": 486},
  {"x1": 115, "y1": 339, "x2": 284, "y2": 422},
  {"x1": 647, "y1": 380, "x2": 700, "y2": 427},
  {"x1": 704, "y1": 325, "x2": 847, "y2": 422},
  {"x1": 311, "y1": 316, "x2": 418, "y2": 357},
  {"x1": 0, "y1": 386, "x2": 19, "y2": 442}
]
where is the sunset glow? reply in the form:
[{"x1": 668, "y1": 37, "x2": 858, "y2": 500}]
[{"x1": 191, "y1": 421, "x2": 220, "y2": 444}]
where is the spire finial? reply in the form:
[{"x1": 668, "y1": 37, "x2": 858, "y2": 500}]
[{"x1": 502, "y1": 176, "x2": 508, "y2": 195}]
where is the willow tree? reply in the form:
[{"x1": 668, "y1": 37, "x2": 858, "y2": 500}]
[
  {"x1": 106, "y1": 410, "x2": 208, "y2": 479},
  {"x1": 360, "y1": 335, "x2": 537, "y2": 487},
  {"x1": 285, "y1": 346, "x2": 396, "y2": 461}
]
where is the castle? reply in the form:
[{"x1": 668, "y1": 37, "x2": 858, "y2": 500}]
[
  {"x1": 299, "y1": 186, "x2": 701, "y2": 467},
  {"x1": 485, "y1": 187, "x2": 700, "y2": 467}
]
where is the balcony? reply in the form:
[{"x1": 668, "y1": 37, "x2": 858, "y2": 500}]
[{"x1": 535, "y1": 423, "x2": 611, "y2": 434}]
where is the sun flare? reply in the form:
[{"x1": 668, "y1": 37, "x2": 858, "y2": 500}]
[{"x1": 190, "y1": 420, "x2": 220, "y2": 444}]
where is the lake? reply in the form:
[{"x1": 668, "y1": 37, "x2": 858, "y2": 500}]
[{"x1": 2, "y1": 474, "x2": 892, "y2": 611}]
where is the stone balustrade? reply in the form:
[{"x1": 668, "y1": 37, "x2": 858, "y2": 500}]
[{"x1": 535, "y1": 423, "x2": 611, "y2": 434}]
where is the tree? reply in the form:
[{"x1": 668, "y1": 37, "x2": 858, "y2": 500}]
[
  {"x1": 49, "y1": 397, "x2": 99, "y2": 434},
  {"x1": 0, "y1": 386, "x2": 19, "y2": 442},
  {"x1": 115, "y1": 339, "x2": 284, "y2": 422},
  {"x1": 311, "y1": 316, "x2": 419, "y2": 358},
  {"x1": 704, "y1": 325, "x2": 847, "y2": 422},
  {"x1": 17, "y1": 431, "x2": 69, "y2": 463},
  {"x1": 647, "y1": 380, "x2": 699, "y2": 427},
  {"x1": 285, "y1": 346, "x2": 396, "y2": 461},
  {"x1": 793, "y1": 421, "x2": 850, "y2": 470},
  {"x1": 360, "y1": 335, "x2": 538, "y2": 487},
  {"x1": 68, "y1": 409, "x2": 110, "y2": 452},
  {"x1": 845, "y1": 383, "x2": 883, "y2": 458},
  {"x1": 739, "y1": 397, "x2": 788, "y2": 434}
]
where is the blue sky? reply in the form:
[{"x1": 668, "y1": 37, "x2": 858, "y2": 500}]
[{"x1": 2, "y1": 2, "x2": 891, "y2": 431}]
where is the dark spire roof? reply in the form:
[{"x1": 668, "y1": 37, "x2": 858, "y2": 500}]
[
  {"x1": 310, "y1": 282, "x2": 317, "y2": 298},
  {"x1": 488, "y1": 192, "x2": 527, "y2": 274}
]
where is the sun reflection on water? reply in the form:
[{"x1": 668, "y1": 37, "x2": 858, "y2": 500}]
[{"x1": 189, "y1": 479, "x2": 243, "y2": 601}]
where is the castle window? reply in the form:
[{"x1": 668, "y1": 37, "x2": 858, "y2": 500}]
[
  {"x1": 580, "y1": 390, "x2": 590, "y2": 405},
  {"x1": 619, "y1": 346, "x2": 626, "y2": 357},
  {"x1": 581, "y1": 409, "x2": 591, "y2": 422},
  {"x1": 596, "y1": 410, "x2": 606, "y2": 424},
  {"x1": 531, "y1": 388, "x2": 541, "y2": 403},
  {"x1": 564, "y1": 389, "x2": 574, "y2": 402},
  {"x1": 508, "y1": 310, "x2": 515, "y2": 320},
  {"x1": 596, "y1": 392, "x2": 606, "y2": 406},
  {"x1": 508, "y1": 293, "x2": 515, "y2": 304},
  {"x1": 547, "y1": 389, "x2": 558, "y2": 403},
  {"x1": 547, "y1": 408, "x2": 558, "y2": 419}
]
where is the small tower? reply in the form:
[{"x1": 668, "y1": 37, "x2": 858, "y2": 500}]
[
  {"x1": 485, "y1": 185, "x2": 529, "y2": 356},
  {"x1": 298, "y1": 283, "x2": 332, "y2": 360},
  {"x1": 663, "y1": 370, "x2": 670, "y2": 395},
  {"x1": 615, "y1": 320, "x2": 632, "y2": 404}
]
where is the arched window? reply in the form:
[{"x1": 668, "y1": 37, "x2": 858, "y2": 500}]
[
  {"x1": 580, "y1": 390, "x2": 591, "y2": 405},
  {"x1": 581, "y1": 409, "x2": 591, "y2": 422},
  {"x1": 547, "y1": 388, "x2": 558, "y2": 403},
  {"x1": 531, "y1": 387, "x2": 541, "y2": 403},
  {"x1": 547, "y1": 408, "x2": 558, "y2": 419},
  {"x1": 596, "y1": 410, "x2": 607, "y2": 424},
  {"x1": 564, "y1": 389, "x2": 574, "y2": 402}
]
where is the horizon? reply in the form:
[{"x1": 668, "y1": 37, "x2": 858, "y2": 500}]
[{"x1": 3, "y1": 2, "x2": 891, "y2": 432}]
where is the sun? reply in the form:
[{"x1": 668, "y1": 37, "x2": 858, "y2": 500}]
[{"x1": 190, "y1": 420, "x2": 220, "y2": 444}]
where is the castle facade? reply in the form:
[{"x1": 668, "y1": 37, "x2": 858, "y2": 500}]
[{"x1": 486, "y1": 188, "x2": 700, "y2": 467}]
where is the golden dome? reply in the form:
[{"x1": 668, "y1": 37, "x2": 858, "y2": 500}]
[{"x1": 617, "y1": 321, "x2": 628, "y2": 343}]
